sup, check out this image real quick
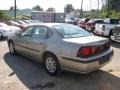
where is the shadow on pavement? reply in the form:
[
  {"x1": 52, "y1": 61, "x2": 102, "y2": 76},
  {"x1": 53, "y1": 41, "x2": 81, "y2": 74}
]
[
  {"x1": 4, "y1": 53, "x2": 120, "y2": 90},
  {"x1": 0, "y1": 38, "x2": 7, "y2": 42},
  {"x1": 111, "y1": 42, "x2": 120, "y2": 48}
]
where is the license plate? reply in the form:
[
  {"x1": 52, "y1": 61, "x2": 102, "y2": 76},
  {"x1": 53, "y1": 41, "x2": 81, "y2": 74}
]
[{"x1": 99, "y1": 55, "x2": 110, "y2": 65}]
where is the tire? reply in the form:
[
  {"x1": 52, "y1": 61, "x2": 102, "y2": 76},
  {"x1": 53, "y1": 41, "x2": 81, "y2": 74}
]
[
  {"x1": 9, "y1": 41, "x2": 16, "y2": 54},
  {"x1": 109, "y1": 30, "x2": 116, "y2": 43},
  {"x1": 44, "y1": 53, "x2": 61, "y2": 76},
  {"x1": 0, "y1": 32, "x2": 3, "y2": 39},
  {"x1": 91, "y1": 27, "x2": 95, "y2": 32}
]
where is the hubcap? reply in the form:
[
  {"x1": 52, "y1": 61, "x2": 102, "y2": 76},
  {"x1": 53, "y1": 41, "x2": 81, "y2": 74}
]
[
  {"x1": 10, "y1": 43, "x2": 14, "y2": 53},
  {"x1": 46, "y1": 57, "x2": 56, "y2": 73}
]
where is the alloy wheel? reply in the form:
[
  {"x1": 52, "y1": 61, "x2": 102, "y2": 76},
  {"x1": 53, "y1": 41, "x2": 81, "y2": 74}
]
[{"x1": 45, "y1": 57, "x2": 56, "y2": 73}]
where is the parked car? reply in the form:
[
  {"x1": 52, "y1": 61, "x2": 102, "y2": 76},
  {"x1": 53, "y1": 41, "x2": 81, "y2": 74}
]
[
  {"x1": 94, "y1": 18, "x2": 119, "y2": 37},
  {"x1": 86, "y1": 19, "x2": 104, "y2": 32},
  {"x1": 0, "y1": 27, "x2": 20, "y2": 39},
  {"x1": 110, "y1": 25, "x2": 120, "y2": 43},
  {"x1": 78, "y1": 18, "x2": 90, "y2": 29},
  {"x1": 6, "y1": 21, "x2": 26, "y2": 30},
  {"x1": 34, "y1": 20, "x2": 42, "y2": 24},
  {"x1": 65, "y1": 17, "x2": 74, "y2": 24},
  {"x1": 7, "y1": 23, "x2": 114, "y2": 75},
  {"x1": 0, "y1": 22, "x2": 21, "y2": 39},
  {"x1": 0, "y1": 22, "x2": 21, "y2": 30}
]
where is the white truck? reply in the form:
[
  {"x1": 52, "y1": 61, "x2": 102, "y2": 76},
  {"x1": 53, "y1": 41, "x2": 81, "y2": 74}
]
[
  {"x1": 94, "y1": 18, "x2": 119, "y2": 37},
  {"x1": 110, "y1": 25, "x2": 120, "y2": 43},
  {"x1": 32, "y1": 11, "x2": 65, "y2": 23}
]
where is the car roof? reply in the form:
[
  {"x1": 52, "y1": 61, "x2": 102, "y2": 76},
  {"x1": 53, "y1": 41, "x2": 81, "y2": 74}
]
[{"x1": 28, "y1": 23, "x2": 67, "y2": 28}]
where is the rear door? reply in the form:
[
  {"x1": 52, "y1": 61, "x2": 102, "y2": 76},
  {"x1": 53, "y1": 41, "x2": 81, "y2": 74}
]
[
  {"x1": 27, "y1": 26, "x2": 48, "y2": 62},
  {"x1": 14, "y1": 26, "x2": 33, "y2": 55}
]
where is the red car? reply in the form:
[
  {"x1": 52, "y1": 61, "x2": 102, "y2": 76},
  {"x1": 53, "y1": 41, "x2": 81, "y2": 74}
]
[
  {"x1": 86, "y1": 19, "x2": 104, "y2": 32},
  {"x1": 78, "y1": 18, "x2": 90, "y2": 29}
]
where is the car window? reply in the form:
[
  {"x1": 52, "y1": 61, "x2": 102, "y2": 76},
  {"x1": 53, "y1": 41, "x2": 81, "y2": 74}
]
[
  {"x1": 22, "y1": 26, "x2": 33, "y2": 36},
  {"x1": 110, "y1": 19, "x2": 119, "y2": 24},
  {"x1": 32, "y1": 26, "x2": 47, "y2": 39},
  {"x1": 46, "y1": 28, "x2": 53, "y2": 39},
  {"x1": 95, "y1": 20, "x2": 104, "y2": 23},
  {"x1": 54, "y1": 24, "x2": 91, "y2": 38}
]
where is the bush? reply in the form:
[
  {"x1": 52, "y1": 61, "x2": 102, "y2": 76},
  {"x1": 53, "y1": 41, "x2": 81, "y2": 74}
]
[{"x1": 0, "y1": 10, "x2": 11, "y2": 21}]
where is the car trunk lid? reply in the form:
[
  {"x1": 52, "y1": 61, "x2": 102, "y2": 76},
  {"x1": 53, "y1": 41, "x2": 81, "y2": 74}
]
[{"x1": 63, "y1": 35, "x2": 109, "y2": 45}]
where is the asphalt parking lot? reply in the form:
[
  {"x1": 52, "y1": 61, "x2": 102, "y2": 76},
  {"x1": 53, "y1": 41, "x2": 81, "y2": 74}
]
[{"x1": 0, "y1": 40, "x2": 120, "y2": 90}]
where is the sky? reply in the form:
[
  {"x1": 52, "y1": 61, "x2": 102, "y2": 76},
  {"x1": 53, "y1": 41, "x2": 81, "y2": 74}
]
[{"x1": 0, "y1": 0, "x2": 103, "y2": 12}]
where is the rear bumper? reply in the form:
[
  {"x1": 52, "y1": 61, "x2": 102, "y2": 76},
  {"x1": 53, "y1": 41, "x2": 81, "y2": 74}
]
[
  {"x1": 94, "y1": 30, "x2": 110, "y2": 37},
  {"x1": 94, "y1": 30, "x2": 104, "y2": 36},
  {"x1": 78, "y1": 24, "x2": 86, "y2": 29},
  {"x1": 86, "y1": 26, "x2": 93, "y2": 31},
  {"x1": 60, "y1": 49, "x2": 114, "y2": 73}
]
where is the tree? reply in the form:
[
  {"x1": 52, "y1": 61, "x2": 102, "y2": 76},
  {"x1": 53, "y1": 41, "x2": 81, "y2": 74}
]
[
  {"x1": 46, "y1": 7, "x2": 56, "y2": 12},
  {"x1": 102, "y1": 0, "x2": 120, "y2": 11},
  {"x1": 73, "y1": 9, "x2": 80, "y2": 17},
  {"x1": 0, "y1": 10, "x2": 11, "y2": 21},
  {"x1": 9, "y1": 6, "x2": 14, "y2": 10},
  {"x1": 32, "y1": 5, "x2": 43, "y2": 11},
  {"x1": 64, "y1": 4, "x2": 74, "y2": 13},
  {"x1": 16, "y1": 14, "x2": 31, "y2": 20}
]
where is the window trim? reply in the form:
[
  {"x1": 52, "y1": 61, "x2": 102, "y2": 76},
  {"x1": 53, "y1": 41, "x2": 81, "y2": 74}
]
[
  {"x1": 21, "y1": 26, "x2": 34, "y2": 37},
  {"x1": 31, "y1": 26, "x2": 48, "y2": 39}
]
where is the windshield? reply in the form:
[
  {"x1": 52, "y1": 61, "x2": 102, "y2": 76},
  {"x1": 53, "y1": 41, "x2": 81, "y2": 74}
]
[{"x1": 54, "y1": 24, "x2": 91, "y2": 38}]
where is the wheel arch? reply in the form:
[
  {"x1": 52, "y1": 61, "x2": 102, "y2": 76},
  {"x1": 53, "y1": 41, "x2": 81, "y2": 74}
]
[
  {"x1": 42, "y1": 51, "x2": 58, "y2": 61},
  {"x1": 109, "y1": 29, "x2": 113, "y2": 37}
]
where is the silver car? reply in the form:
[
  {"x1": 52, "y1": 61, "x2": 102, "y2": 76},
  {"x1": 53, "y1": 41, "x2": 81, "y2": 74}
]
[{"x1": 7, "y1": 23, "x2": 114, "y2": 75}]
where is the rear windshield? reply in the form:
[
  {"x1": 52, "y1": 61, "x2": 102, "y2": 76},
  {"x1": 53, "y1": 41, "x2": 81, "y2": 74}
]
[
  {"x1": 110, "y1": 19, "x2": 119, "y2": 24},
  {"x1": 53, "y1": 24, "x2": 91, "y2": 38}
]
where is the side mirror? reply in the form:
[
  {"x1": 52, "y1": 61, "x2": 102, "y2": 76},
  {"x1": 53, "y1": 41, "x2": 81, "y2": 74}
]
[{"x1": 21, "y1": 33, "x2": 30, "y2": 37}]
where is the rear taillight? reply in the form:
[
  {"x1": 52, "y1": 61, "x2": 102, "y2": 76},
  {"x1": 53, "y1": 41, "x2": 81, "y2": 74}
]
[
  {"x1": 106, "y1": 42, "x2": 110, "y2": 48},
  {"x1": 77, "y1": 42, "x2": 110, "y2": 58},
  {"x1": 102, "y1": 25, "x2": 105, "y2": 31},
  {"x1": 77, "y1": 46, "x2": 97, "y2": 57},
  {"x1": 91, "y1": 47, "x2": 97, "y2": 54},
  {"x1": 81, "y1": 47, "x2": 91, "y2": 57}
]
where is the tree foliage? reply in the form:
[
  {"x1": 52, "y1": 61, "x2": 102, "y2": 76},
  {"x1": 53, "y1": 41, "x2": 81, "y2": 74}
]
[
  {"x1": 80, "y1": 0, "x2": 120, "y2": 19},
  {"x1": 32, "y1": 5, "x2": 43, "y2": 11},
  {"x1": 16, "y1": 14, "x2": 31, "y2": 20},
  {"x1": 9, "y1": 6, "x2": 14, "y2": 10},
  {"x1": 46, "y1": 7, "x2": 56, "y2": 12},
  {"x1": 0, "y1": 10, "x2": 11, "y2": 21},
  {"x1": 64, "y1": 4, "x2": 74, "y2": 13},
  {"x1": 107, "y1": 0, "x2": 120, "y2": 11}
]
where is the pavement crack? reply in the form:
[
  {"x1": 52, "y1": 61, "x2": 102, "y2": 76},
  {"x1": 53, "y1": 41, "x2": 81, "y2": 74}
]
[{"x1": 9, "y1": 71, "x2": 15, "y2": 77}]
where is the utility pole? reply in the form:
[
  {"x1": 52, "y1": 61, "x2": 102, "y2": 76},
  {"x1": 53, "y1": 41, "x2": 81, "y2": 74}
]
[
  {"x1": 14, "y1": 0, "x2": 16, "y2": 20},
  {"x1": 90, "y1": 0, "x2": 91, "y2": 10},
  {"x1": 97, "y1": 0, "x2": 99, "y2": 18},
  {"x1": 107, "y1": 0, "x2": 110, "y2": 18},
  {"x1": 90, "y1": 0, "x2": 92, "y2": 18},
  {"x1": 80, "y1": 0, "x2": 83, "y2": 18}
]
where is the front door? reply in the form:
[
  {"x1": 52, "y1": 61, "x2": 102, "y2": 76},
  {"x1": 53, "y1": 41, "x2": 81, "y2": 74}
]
[
  {"x1": 14, "y1": 26, "x2": 33, "y2": 55},
  {"x1": 27, "y1": 26, "x2": 48, "y2": 62}
]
